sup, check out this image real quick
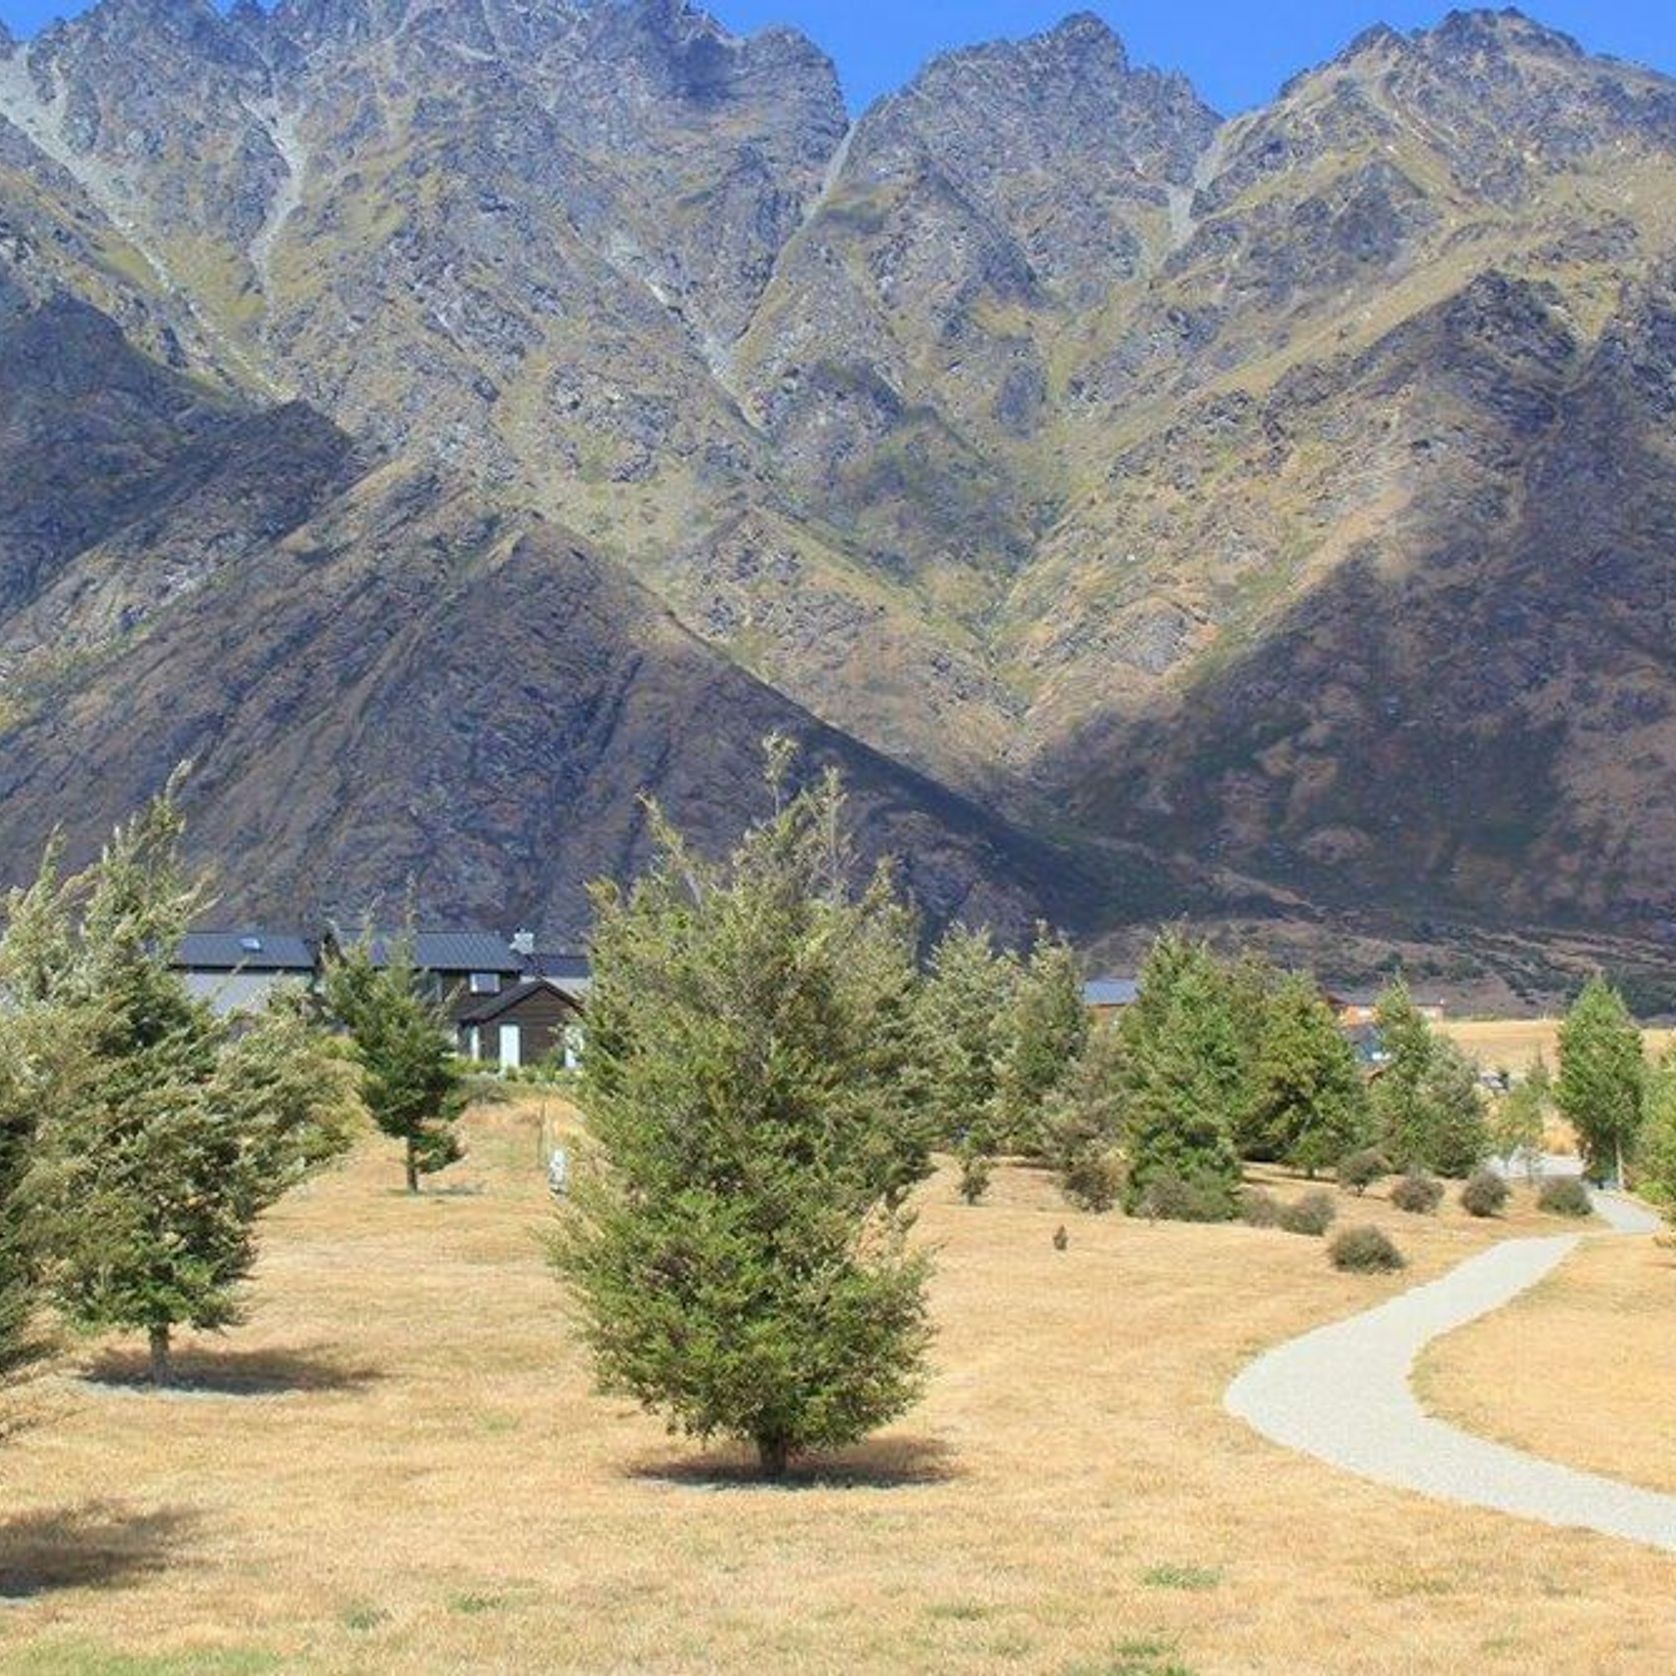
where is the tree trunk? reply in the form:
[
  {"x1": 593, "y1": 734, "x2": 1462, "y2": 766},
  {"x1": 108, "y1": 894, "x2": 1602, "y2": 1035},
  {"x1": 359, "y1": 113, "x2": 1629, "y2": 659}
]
[
  {"x1": 405, "y1": 1138, "x2": 420, "y2": 1194},
  {"x1": 149, "y1": 1324, "x2": 172, "y2": 1388},
  {"x1": 756, "y1": 1434, "x2": 790, "y2": 1481}
]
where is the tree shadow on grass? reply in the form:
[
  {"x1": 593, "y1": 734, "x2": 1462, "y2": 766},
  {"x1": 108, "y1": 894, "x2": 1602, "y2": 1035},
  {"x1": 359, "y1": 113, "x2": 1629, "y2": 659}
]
[
  {"x1": 0, "y1": 1502, "x2": 199, "y2": 1599},
  {"x1": 77, "y1": 1343, "x2": 384, "y2": 1398},
  {"x1": 629, "y1": 1434, "x2": 963, "y2": 1492}
]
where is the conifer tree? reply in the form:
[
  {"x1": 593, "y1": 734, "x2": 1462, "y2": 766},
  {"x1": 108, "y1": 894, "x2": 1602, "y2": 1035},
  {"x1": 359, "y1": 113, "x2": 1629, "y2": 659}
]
[
  {"x1": 1117, "y1": 934, "x2": 1244, "y2": 1217},
  {"x1": 1557, "y1": 976, "x2": 1646, "y2": 1186},
  {"x1": 1492, "y1": 1055, "x2": 1552, "y2": 1180},
  {"x1": 994, "y1": 928, "x2": 1089, "y2": 1156},
  {"x1": 1244, "y1": 975, "x2": 1371, "y2": 1176},
  {"x1": 324, "y1": 932, "x2": 466, "y2": 1192},
  {"x1": 18, "y1": 786, "x2": 355, "y2": 1384},
  {"x1": 1370, "y1": 980, "x2": 1487, "y2": 1176},
  {"x1": 915, "y1": 923, "x2": 1019, "y2": 1156},
  {"x1": 553, "y1": 746, "x2": 934, "y2": 1478}
]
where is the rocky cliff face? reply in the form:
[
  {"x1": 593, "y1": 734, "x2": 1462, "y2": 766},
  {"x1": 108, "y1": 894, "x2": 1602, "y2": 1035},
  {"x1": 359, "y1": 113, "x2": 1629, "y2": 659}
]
[{"x1": 4, "y1": 2, "x2": 1676, "y2": 990}]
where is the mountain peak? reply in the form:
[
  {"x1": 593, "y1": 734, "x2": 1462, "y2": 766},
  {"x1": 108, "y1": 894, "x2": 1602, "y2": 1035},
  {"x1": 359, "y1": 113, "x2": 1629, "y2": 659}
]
[{"x1": 1431, "y1": 7, "x2": 1584, "y2": 59}]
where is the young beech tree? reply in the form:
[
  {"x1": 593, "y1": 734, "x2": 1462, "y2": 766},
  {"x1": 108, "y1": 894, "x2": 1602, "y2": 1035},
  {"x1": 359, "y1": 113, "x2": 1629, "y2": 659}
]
[
  {"x1": 19, "y1": 788, "x2": 355, "y2": 1385},
  {"x1": 553, "y1": 748, "x2": 935, "y2": 1479},
  {"x1": 1557, "y1": 976, "x2": 1646, "y2": 1186},
  {"x1": 324, "y1": 935, "x2": 466, "y2": 1192},
  {"x1": 1245, "y1": 976, "x2": 1371, "y2": 1177}
]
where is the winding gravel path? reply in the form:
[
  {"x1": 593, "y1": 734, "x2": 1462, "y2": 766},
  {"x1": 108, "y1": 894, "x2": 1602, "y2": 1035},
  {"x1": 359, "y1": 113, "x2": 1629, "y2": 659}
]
[{"x1": 1225, "y1": 1181, "x2": 1676, "y2": 1553}]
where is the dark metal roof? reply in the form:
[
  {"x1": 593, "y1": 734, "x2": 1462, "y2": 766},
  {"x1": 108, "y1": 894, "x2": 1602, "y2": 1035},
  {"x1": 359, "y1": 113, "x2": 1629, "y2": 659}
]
[
  {"x1": 1083, "y1": 976, "x2": 1140, "y2": 1008},
  {"x1": 457, "y1": 976, "x2": 586, "y2": 1026},
  {"x1": 528, "y1": 951, "x2": 591, "y2": 982},
  {"x1": 361, "y1": 932, "x2": 522, "y2": 973},
  {"x1": 174, "y1": 932, "x2": 317, "y2": 972}
]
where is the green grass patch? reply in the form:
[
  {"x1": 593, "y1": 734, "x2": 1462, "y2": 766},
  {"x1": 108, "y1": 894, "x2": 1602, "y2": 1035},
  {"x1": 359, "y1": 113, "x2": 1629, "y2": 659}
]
[
  {"x1": 1140, "y1": 1563, "x2": 1223, "y2": 1591},
  {"x1": 1063, "y1": 1637, "x2": 1198, "y2": 1676}
]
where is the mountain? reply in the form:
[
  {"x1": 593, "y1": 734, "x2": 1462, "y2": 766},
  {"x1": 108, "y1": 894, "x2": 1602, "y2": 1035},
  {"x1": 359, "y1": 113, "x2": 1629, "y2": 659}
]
[{"x1": 3, "y1": 2, "x2": 1676, "y2": 999}]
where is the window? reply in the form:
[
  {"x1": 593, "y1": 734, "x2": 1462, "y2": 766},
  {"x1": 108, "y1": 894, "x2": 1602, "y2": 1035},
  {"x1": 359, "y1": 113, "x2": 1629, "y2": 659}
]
[
  {"x1": 468, "y1": 972, "x2": 502, "y2": 996},
  {"x1": 239, "y1": 935, "x2": 263, "y2": 953}
]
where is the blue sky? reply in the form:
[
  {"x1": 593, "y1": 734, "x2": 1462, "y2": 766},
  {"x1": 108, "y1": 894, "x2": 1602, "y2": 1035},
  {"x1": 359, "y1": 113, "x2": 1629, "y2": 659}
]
[{"x1": 2, "y1": 0, "x2": 1673, "y2": 114}]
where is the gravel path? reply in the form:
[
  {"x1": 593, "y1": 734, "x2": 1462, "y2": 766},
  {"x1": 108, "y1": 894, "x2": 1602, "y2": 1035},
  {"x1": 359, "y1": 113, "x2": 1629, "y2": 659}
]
[{"x1": 1225, "y1": 1184, "x2": 1676, "y2": 1553}]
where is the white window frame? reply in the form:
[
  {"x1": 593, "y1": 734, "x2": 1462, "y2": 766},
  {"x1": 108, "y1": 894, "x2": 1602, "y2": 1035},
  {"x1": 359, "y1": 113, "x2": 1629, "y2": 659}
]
[{"x1": 499, "y1": 1023, "x2": 522, "y2": 1072}]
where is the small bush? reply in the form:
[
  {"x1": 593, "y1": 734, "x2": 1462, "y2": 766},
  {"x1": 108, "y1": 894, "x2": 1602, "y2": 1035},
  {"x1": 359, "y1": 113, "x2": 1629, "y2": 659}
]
[
  {"x1": 1139, "y1": 1174, "x2": 1236, "y2": 1224},
  {"x1": 1460, "y1": 1168, "x2": 1511, "y2": 1219},
  {"x1": 957, "y1": 1146, "x2": 992, "y2": 1206},
  {"x1": 1337, "y1": 1148, "x2": 1389, "y2": 1196},
  {"x1": 1239, "y1": 1187, "x2": 1282, "y2": 1228},
  {"x1": 1537, "y1": 1175, "x2": 1593, "y2": 1218},
  {"x1": 1391, "y1": 1171, "x2": 1444, "y2": 1215},
  {"x1": 1329, "y1": 1225, "x2": 1406, "y2": 1273},
  {"x1": 1279, "y1": 1189, "x2": 1338, "y2": 1237},
  {"x1": 1063, "y1": 1149, "x2": 1125, "y2": 1213}
]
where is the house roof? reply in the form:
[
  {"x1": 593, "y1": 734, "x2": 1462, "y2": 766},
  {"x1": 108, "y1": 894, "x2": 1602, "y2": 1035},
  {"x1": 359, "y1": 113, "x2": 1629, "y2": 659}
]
[
  {"x1": 457, "y1": 976, "x2": 586, "y2": 1026},
  {"x1": 358, "y1": 931, "x2": 523, "y2": 973},
  {"x1": 1083, "y1": 976, "x2": 1140, "y2": 1008},
  {"x1": 174, "y1": 932, "x2": 317, "y2": 972}
]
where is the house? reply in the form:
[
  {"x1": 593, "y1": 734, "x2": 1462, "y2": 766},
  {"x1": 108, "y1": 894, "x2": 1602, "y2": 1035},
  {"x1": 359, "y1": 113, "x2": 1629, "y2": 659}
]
[
  {"x1": 1084, "y1": 976, "x2": 1140, "y2": 1017},
  {"x1": 173, "y1": 931, "x2": 319, "y2": 1016},
  {"x1": 458, "y1": 976, "x2": 587, "y2": 1071},
  {"x1": 345, "y1": 930, "x2": 527, "y2": 1025},
  {"x1": 1326, "y1": 990, "x2": 1447, "y2": 1027}
]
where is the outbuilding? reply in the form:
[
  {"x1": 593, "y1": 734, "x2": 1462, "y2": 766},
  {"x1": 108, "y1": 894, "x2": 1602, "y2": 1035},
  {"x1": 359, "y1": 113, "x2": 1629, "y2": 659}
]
[{"x1": 457, "y1": 976, "x2": 587, "y2": 1073}]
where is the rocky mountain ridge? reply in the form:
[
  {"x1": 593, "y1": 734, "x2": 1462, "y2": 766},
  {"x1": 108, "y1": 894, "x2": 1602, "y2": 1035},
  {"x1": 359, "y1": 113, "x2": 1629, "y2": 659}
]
[{"x1": 4, "y1": 1, "x2": 1676, "y2": 1001}]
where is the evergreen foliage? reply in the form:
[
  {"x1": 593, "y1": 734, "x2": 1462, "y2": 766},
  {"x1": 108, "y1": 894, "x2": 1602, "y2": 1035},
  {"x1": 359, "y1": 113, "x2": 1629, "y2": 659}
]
[
  {"x1": 993, "y1": 929, "x2": 1089, "y2": 1156},
  {"x1": 1243, "y1": 975, "x2": 1371, "y2": 1176},
  {"x1": 324, "y1": 932, "x2": 467, "y2": 1192},
  {"x1": 1042, "y1": 1020, "x2": 1126, "y2": 1212},
  {"x1": 915, "y1": 924, "x2": 1018, "y2": 1157},
  {"x1": 1556, "y1": 976, "x2": 1645, "y2": 1186},
  {"x1": 1492, "y1": 1055, "x2": 1552, "y2": 1181},
  {"x1": 14, "y1": 785, "x2": 355, "y2": 1384},
  {"x1": 1115, "y1": 934, "x2": 1243, "y2": 1219},
  {"x1": 552, "y1": 748, "x2": 935, "y2": 1478},
  {"x1": 1371, "y1": 981, "x2": 1488, "y2": 1176}
]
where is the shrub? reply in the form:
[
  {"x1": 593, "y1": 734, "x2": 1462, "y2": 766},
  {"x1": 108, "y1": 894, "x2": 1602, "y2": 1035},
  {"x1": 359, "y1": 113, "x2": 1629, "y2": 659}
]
[
  {"x1": 1239, "y1": 1187, "x2": 1282, "y2": 1228},
  {"x1": 1337, "y1": 1148, "x2": 1389, "y2": 1196},
  {"x1": 957, "y1": 1145, "x2": 992, "y2": 1206},
  {"x1": 1279, "y1": 1189, "x2": 1338, "y2": 1237},
  {"x1": 1329, "y1": 1225, "x2": 1406, "y2": 1273},
  {"x1": 1139, "y1": 1173, "x2": 1237, "y2": 1224},
  {"x1": 1391, "y1": 1171, "x2": 1444, "y2": 1215},
  {"x1": 1537, "y1": 1175, "x2": 1593, "y2": 1218},
  {"x1": 1062, "y1": 1149, "x2": 1124, "y2": 1214},
  {"x1": 1460, "y1": 1168, "x2": 1510, "y2": 1219}
]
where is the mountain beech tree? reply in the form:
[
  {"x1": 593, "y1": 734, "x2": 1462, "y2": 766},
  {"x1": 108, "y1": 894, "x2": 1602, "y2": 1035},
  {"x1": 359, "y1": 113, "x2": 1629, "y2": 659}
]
[
  {"x1": 17, "y1": 785, "x2": 355, "y2": 1385},
  {"x1": 553, "y1": 746, "x2": 935, "y2": 1479},
  {"x1": 1557, "y1": 976, "x2": 1646, "y2": 1186},
  {"x1": 324, "y1": 933, "x2": 466, "y2": 1192}
]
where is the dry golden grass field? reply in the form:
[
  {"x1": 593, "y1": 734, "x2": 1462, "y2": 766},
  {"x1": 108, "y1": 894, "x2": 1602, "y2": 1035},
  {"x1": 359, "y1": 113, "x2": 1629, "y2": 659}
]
[
  {"x1": 1419, "y1": 1234, "x2": 1676, "y2": 1500},
  {"x1": 1441, "y1": 1018, "x2": 1675, "y2": 1075},
  {"x1": 2, "y1": 1101, "x2": 1674, "y2": 1675}
]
